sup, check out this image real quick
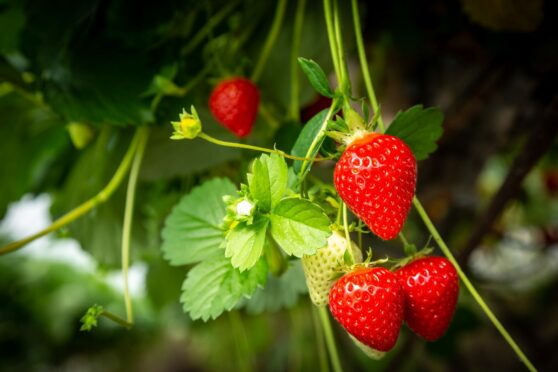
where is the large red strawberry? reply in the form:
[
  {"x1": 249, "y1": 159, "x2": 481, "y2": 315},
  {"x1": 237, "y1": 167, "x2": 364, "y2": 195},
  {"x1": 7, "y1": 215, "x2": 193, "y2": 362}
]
[
  {"x1": 209, "y1": 77, "x2": 260, "y2": 137},
  {"x1": 395, "y1": 256, "x2": 459, "y2": 341},
  {"x1": 334, "y1": 133, "x2": 417, "y2": 240},
  {"x1": 329, "y1": 267, "x2": 404, "y2": 352}
]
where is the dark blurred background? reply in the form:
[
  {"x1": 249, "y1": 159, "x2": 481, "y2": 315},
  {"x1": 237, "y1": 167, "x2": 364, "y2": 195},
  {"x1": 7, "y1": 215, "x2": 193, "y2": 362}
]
[{"x1": 0, "y1": 0, "x2": 557, "y2": 371}]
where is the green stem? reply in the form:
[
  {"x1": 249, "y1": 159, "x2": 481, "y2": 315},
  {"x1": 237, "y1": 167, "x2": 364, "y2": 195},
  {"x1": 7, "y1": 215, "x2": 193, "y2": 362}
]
[
  {"x1": 251, "y1": 0, "x2": 288, "y2": 82},
  {"x1": 350, "y1": 0, "x2": 385, "y2": 132},
  {"x1": 289, "y1": 0, "x2": 307, "y2": 121},
  {"x1": 413, "y1": 197, "x2": 536, "y2": 372},
  {"x1": 323, "y1": 0, "x2": 342, "y2": 84},
  {"x1": 399, "y1": 233, "x2": 409, "y2": 246},
  {"x1": 100, "y1": 310, "x2": 132, "y2": 329},
  {"x1": 121, "y1": 126, "x2": 149, "y2": 324},
  {"x1": 197, "y1": 132, "x2": 327, "y2": 162},
  {"x1": 332, "y1": 0, "x2": 350, "y2": 95},
  {"x1": 318, "y1": 307, "x2": 342, "y2": 372},
  {"x1": 297, "y1": 102, "x2": 338, "y2": 184},
  {"x1": 342, "y1": 203, "x2": 354, "y2": 262},
  {"x1": 0, "y1": 128, "x2": 145, "y2": 256},
  {"x1": 312, "y1": 306, "x2": 330, "y2": 372},
  {"x1": 181, "y1": 1, "x2": 238, "y2": 55}
]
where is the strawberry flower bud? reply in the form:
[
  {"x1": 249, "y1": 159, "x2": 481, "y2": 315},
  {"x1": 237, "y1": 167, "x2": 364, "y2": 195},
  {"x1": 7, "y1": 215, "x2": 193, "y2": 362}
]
[
  {"x1": 236, "y1": 199, "x2": 254, "y2": 216},
  {"x1": 170, "y1": 105, "x2": 202, "y2": 140}
]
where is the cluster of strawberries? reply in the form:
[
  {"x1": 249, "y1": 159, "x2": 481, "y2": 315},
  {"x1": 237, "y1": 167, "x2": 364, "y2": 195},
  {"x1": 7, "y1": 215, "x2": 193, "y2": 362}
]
[{"x1": 209, "y1": 77, "x2": 459, "y2": 354}]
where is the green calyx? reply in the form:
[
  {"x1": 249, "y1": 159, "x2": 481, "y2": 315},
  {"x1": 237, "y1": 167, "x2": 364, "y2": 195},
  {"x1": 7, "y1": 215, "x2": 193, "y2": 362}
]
[{"x1": 170, "y1": 105, "x2": 202, "y2": 140}]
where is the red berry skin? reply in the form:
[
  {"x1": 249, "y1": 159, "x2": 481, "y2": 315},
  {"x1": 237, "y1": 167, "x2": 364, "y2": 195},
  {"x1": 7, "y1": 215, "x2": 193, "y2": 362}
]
[
  {"x1": 329, "y1": 267, "x2": 405, "y2": 352},
  {"x1": 395, "y1": 257, "x2": 459, "y2": 341},
  {"x1": 334, "y1": 133, "x2": 417, "y2": 240},
  {"x1": 209, "y1": 77, "x2": 260, "y2": 138}
]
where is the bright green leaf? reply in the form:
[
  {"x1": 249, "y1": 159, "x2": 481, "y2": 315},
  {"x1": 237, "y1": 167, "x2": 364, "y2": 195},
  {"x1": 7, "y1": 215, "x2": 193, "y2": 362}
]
[
  {"x1": 225, "y1": 216, "x2": 269, "y2": 271},
  {"x1": 243, "y1": 260, "x2": 308, "y2": 314},
  {"x1": 298, "y1": 58, "x2": 334, "y2": 98},
  {"x1": 180, "y1": 257, "x2": 267, "y2": 321},
  {"x1": 291, "y1": 109, "x2": 329, "y2": 175},
  {"x1": 386, "y1": 105, "x2": 444, "y2": 161},
  {"x1": 269, "y1": 198, "x2": 331, "y2": 257},
  {"x1": 247, "y1": 153, "x2": 288, "y2": 212},
  {"x1": 161, "y1": 178, "x2": 237, "y2": 266}
]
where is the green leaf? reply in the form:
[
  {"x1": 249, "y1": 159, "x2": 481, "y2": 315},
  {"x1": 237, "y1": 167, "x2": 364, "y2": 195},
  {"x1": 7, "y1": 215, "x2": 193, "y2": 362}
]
[
  {"x1": 243, "y1": 260, "x2": 308, "y2": 314},
  {"x1": 225, "y1": 216, "x2": 269, "y2": 271},
  {"x1": 181, "y1": 257, "x2": 267, "y2": 321},
  {"x1": 247, "y1": 153, "x2": 288, "y2": 212},
  {"x1": 162, "y1": 178, "x2": 237, "y2": 266},
  {"x1": 298, "y1": 58, "x2": 334, "y2": 98},
  {"x1": 386, "y1": 105, "x2": 444, "y2": 161},
  {"x1": 291, "y1": 109, "x2": 329, "y2": 175},
  {"x1": 269, "y1": 198, "x2": 331, "y2": 257}
]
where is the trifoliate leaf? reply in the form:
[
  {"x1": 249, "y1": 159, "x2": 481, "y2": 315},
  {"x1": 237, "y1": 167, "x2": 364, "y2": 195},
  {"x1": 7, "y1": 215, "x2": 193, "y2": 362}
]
[
  {"x1": 180, "y1": 257, "x2": 267, "y2": 321},
  {"x1": 162, "y1": 178, "x2": 236, "y2": 266},
  {"x1": 247, "y1": 153, "x2": 288, "y2": 212},
  {"x1": 225, "y1": 216, "x2": 269, "y2": 271},
  {"x1": 386, "y1": 105, "x2": 444, "y2": 161},
  {"x1": 269, "y1": 198, "x2": 331, "y2": 257},
  {"x1": 243, "y1": 260, "x2": 308, "y2": 314},
  {"x1": 298, "y1": 58, "x2": 334, "y2": 98},
  {"x1": 291, "y1": 109, "x2": 329, "y2": 176}
]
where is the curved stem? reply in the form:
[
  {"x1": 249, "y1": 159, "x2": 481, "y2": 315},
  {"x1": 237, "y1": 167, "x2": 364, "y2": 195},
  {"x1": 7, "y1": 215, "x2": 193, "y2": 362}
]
[
  {"x1": 197, "y1": 132, "x2": 330, "y2": 162},
  {"x1": 121, "y1": 126, "x2": 149, "y2": 324},
  {"x1": 323, "y1": 0, "x2": 342, "y2": 84},
  {"x1": 0, "y1": 127, "x2": 146, "y2": 256},
  {"x1": 318, "y1": 307, "x2": 343, "y2": 372},
  {"x1": 251, "y1": 0, "x2": 288, "y2": 82},
  {"x1": 100, "y1": 309, "x2": 132, "y2": 329},
  {"x1": 413, "y1": 197, "x2": 536, "y2": 372},
  {"x1": 289, "y1": 0, "x2": 307, "y2": 121},
  {"x1": 342, "y1": 203, "x2": 354, "y2": 262},
  {"x1": 350, "y1": 0, "x2": 385, "y2": 132}
]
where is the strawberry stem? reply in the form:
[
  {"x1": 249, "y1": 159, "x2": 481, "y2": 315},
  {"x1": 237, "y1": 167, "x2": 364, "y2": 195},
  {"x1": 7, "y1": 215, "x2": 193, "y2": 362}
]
[
  {"x1": 121, "y1": 126, "x2": 149, "y2": 325},
  {"x1": 251, "y1": 0, "x2": 288, "y2": 82},
  {"x1": 289, "y1": 0, "x2": 307, "y2": 121},
  {"x1": 413, "y1": 197, "x2": 536, "y2": 372},
  {"x1": 197, "y1": 132, "x2": 330, "y2": 162},
  {"x1": 323, "y1": 0, "x2": 343, "y2": 86},
  {"x1": 0, "y1": 126, "x2": 149, "y2": 256},
  {"x1": 318, "y1": 307, "x2": 343, "y2": 372}
]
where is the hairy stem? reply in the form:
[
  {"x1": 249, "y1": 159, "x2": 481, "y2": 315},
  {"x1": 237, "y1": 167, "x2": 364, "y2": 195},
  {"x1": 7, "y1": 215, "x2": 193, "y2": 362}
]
[
  {"x1": 0, "y1": 127, "x2": 147, "y2": 256},
  {"x1": 121, "y1": 126, "x2": 149, "y2": 324},
  {"x1": 251, "y1": 0, "x2": 288, "y2": 82}
]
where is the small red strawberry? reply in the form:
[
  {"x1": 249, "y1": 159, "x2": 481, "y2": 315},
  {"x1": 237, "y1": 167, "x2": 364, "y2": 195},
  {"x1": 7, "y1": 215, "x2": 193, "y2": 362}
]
[
  {"x1": 334, "y1": 133, "x2": 417, "y2": 240},
  {"x1": 209, "y1": 77, "x2": 260, "y2": 138},
  {"x1": 329, "y1": 267, "x2": 404, "y2": 352},
  {"x1": 395, "y1": 256, "x2": 459, "y2": 341}
]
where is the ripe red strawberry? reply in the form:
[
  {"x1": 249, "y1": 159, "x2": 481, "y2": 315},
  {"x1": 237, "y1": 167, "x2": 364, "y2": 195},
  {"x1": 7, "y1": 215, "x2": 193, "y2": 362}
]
[
  {"x1": 334, "y1": 133, "x2": 417, "y2": 240},
  {"x1": 395, "y1": 256, "x2": 459, "y2": 341},
  {"x1": 209, "y1": 77, "x2": 260, "y2": 138},
  {"x1": 329, "y1": 267, "x2": 404, "y2": 352}
]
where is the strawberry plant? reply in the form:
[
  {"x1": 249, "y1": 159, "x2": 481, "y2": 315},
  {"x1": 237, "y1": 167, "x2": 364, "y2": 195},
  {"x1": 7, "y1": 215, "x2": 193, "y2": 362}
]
[{"x1": 1, "y1": 0, "x2": 553, "y2": 370}]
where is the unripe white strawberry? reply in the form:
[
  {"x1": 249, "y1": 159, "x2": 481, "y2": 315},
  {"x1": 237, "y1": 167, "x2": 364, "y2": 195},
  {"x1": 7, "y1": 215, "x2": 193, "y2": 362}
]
[{"x1": 302, "y1": 231, "x2": 362, "y2": 306}]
